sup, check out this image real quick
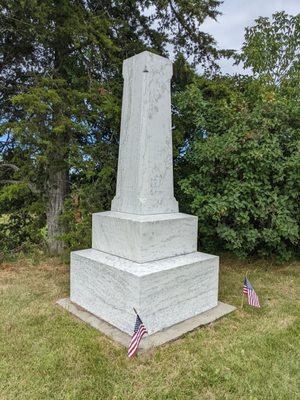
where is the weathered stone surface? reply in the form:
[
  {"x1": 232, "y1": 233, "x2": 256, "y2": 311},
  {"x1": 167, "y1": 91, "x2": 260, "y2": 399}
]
[
  {"x1": 57, "y1": 298, "x2": 235, "y2": 350},
  {"x1": 111, "y1": 51, "x2": 178, "y2": 215},
  {"x1": 70, "y1": 249, "x2": 219, "y2": 335},
  {"x1": 63, "y1": 51, "x2": 235, "y2": 346},
  {"x1": 92, "y1": 211, "x2": 198, "y2": 263}
]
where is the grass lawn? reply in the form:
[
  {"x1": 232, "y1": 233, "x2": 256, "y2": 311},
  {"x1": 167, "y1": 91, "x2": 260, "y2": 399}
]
[{"x1": 0, "y1": 254, "x2": 299, "y2": 400}]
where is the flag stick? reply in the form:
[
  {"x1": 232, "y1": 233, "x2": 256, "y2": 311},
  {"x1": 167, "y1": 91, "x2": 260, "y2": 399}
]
[
  {"x1": 241, "y1": 292, "x2": 244, "y2": 309},
  {"x1": 241, "y1": 270, "x2": 250, "y2": 309},
  {"x1": 133, "y1": 307, "x2": 138, "y2": 315}
]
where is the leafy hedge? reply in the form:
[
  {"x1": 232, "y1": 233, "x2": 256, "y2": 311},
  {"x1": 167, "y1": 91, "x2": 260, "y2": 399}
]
[{"x1": 174, "y1": 77, "x2": 299, "y2": 260}]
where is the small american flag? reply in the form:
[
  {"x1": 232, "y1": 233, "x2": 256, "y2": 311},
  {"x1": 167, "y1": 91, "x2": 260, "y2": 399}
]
[
  {"x1": 243, "y1": 277, "x2": 260, "y2": 308},
  {"x1": 128, "y1": 313, "x2": 147, "y2": 358}
]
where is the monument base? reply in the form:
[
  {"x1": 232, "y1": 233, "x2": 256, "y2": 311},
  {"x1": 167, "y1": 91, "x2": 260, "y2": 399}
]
[
  {"x1": 57, "y1": 298, "x2": 235, "y2": 351},
  {"x1": 92, "y1": 211, "x2": 198, "y2": 263},
  {"x1": 70, "y1": 248, "x2": 220, "y2": 336}
]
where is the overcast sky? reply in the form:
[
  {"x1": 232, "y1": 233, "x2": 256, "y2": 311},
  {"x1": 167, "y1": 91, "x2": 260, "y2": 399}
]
[{"x1": 202, "y1": 0, "x2": 299, "y2": 74}]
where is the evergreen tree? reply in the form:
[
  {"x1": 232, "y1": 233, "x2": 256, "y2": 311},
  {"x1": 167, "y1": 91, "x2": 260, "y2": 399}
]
[{"x1": 0, "y1": 0, "x2": 223, "y2": 255}]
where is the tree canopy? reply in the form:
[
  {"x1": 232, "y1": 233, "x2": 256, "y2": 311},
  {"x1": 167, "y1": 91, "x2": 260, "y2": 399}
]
[
  {"x1": 0, "y1": 0, "x2": 224, "y2": 255},
  {"x1": 174, "y1": 12, "x2": 300, "y2": 260},
  {"x1": 0, "y1": 6, "x2": 299, "y2": 261}
]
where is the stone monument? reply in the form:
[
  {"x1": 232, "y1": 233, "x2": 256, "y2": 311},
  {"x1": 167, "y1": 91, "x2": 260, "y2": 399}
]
[{"x1": 58, "y1": 51, "x2": 234, "y2": 349}]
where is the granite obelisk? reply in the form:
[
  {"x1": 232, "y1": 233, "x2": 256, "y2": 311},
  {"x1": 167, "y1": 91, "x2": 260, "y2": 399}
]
[
  {"x1": 59, "y1": 51, "x2": 234, "y2": 346},
  {"x1": 111, "y1": 52, "x2": 178, "y2": 215}
]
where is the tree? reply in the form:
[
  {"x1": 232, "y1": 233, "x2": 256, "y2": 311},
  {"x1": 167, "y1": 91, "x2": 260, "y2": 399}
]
[
  {"x1": 0, "y1": 0, "x2": 225, "y2": 255},
  {"x1": 174, "y1": 12, "x2": 300, "y2": 260},
  {"x1": 236, "y1": 11, "x2": 300, "y2": 85}
]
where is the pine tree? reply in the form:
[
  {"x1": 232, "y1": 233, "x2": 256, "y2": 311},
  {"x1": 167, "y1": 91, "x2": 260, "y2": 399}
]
[{"x1": 0, "y1": 0, "x2": 224, "y2": 255}]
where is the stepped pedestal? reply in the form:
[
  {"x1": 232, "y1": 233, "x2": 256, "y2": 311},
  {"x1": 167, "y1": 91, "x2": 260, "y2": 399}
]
[
  {"x1": 92, "y1": 211, "x2": 198, "y2": 263},
  {"x1": 70, "y1": 249, "x2": 219, "y2": 336}
]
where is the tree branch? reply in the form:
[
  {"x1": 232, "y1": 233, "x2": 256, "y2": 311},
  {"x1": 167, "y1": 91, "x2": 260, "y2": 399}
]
[
  {"x1": 1, "y1": 179, "x2": 22, "y2": 184},
  {"x1": 168, "y1": 0, "x2": 197, "y2": 41},
  {"x1": 0, "y1": 163, "x2": 20, "y2": 172},
  {"x1": 0, "y1": 178, "x2": 40, "y2": 194}
]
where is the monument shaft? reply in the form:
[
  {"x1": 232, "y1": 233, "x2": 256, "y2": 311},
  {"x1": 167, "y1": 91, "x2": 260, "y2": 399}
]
[{"x1": 111, "y1": 52, "x2": 178, "y2": 215}]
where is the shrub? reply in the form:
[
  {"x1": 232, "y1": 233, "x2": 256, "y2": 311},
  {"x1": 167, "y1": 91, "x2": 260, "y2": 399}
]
[{"x1": 175, "y1": 78, "x2": 299, "y2": 260}]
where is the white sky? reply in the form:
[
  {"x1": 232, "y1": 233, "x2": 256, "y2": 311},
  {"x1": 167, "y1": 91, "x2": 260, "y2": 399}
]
[{"x1": 201, "y1": 0, "x2": 300, "y2": 74}]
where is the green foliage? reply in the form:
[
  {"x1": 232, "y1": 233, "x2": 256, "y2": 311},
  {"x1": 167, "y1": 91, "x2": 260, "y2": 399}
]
[
  {"x1": 236, "y1": 11, "x2": 300, "y2": 84},
  {"x1": 173, "y1": 12, "x2": 300, "y2": 261},
  {"x1": 146, "y1": 0, "x2": 232, "y2": 67},
  {"x1": 0, "y1": 0, "x2": 224, "y2": 255},
  {"x1": 0, "y1": 183, "x2": 45, "y2": 253},
  {"x1": 60, "y1": 156, "x2": 118, "y2": 251},
  {"x1": 1, "y1": 5, "x2": 299, "y2": 262},
  {"x1": 175, "y1": 76, "x2": 300, "y2": 260}
]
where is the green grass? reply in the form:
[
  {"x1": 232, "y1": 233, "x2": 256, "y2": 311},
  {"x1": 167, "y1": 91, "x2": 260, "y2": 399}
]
[{"x1": 0, "y1": 254, "x2": 299, "y2": 400}]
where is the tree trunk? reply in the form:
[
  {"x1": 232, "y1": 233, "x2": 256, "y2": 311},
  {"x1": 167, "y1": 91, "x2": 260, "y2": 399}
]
[
  {"x1": 46, "y1": 2, "x2": 71, "y2": 256},
  {"x1": 46, "y1": 168, "x2": 69, "y2": 256}
]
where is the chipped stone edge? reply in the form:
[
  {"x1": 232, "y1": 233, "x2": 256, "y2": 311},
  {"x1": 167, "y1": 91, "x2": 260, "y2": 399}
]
[{"x1": 56, "y1": 298, "x2": 235, "y2": 352}]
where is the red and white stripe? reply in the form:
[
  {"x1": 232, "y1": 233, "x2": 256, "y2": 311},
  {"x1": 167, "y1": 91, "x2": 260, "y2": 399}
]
[
  {"x1": 128, "y1": 324, "x2": 147, "y2": 358},
  {"x1": 247, "y1": 289, "x2": 260, "y2": 308}
]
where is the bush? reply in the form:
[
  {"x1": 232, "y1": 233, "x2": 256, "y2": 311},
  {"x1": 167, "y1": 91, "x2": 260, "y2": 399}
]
[
  {"x1": 0, "y1": 183, "x2": 46, "y2": 254},
  {"x1": 175, "y1": 77, "x2": 299, "y2": 260}
]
